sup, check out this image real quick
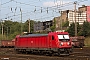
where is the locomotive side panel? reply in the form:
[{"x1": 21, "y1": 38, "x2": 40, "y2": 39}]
[
  {"x1": 21, "y1": 38, "x2": 28, "y2": 47},
  {"x1": 27, "y1": 36, "x2": 48, "y2": 48},
  {"x1": 16, "y1": 35, "x2": 49, "y2": 49}
]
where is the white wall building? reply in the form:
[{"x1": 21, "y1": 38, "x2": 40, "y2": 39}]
[{"x1": 68, "y1": 11, "x2": 86, "y2": 26}]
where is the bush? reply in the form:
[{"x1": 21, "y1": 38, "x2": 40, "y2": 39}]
[{"x1": 84, "y1": 36, "x2": 90, "y2": 47}]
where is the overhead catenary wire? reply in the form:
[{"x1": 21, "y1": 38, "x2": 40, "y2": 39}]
[
  {"x1": 10, "y1": 0, "x2": 88, "y2": 15},
  {"x1": 1, "y1": 2, "x2": 73, "y2": 20},
  {"x1": 1, "y1": 0, "x2": 88, "y2": 11},
  {"x1": 3, "y1": 6, "x2": 58, "y2": 21},
  {"x1": 0, "y1": 0, "x2": 13, "y2": 20},
  {"x1": 2, "y1": 0, "x2": 86, "y2": 17},
  {"x1": 0, "y1": 0, "x2": 88, "y2": 22},
  {"x1": 1, "y1": 0, "x2": 87, "y2": 13},
  {"x1": 1, "y1": 0, "x2": 13, "y2": 5},
  {"x1": 2, "y1": 8, "x2": 59, "y2": 20},
  {"x1": 3, "y1": 10, "x2": 59, "y2": 21}
]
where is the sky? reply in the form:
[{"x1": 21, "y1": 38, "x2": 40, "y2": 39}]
[{"x1": 0, "y1": 0, "x2": 90, "y2": 22}]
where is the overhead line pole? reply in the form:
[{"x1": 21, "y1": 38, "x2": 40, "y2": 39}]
[
  {"x1": 1, "y1": 21, "x2": 4, "y2": 40},
  {"x1": 28, "y1": 19, "x2": 30, "y2": 33},
  {"x1": 74, "y1": 2, "x2": 77, "y2": 36},
  {"x1": 20, "y1": 8, "x2": 22, "y2": 35},
  {"x1": 59, "y1": 0, "x2": 62, "y2": 31}
]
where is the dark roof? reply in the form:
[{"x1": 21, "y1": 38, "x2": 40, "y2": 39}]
[{"x1": 20, "y1": 34, "x2": 48, "y2": 37}]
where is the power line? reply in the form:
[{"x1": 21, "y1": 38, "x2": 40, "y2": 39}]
[
  {"x1": 1, "y1": 0, "x2": 87, "y2": 14},
  {"x1": 0, "y1": 0, "x2": 88, "y2": 21},
  {"x1": 1, "y1": 0, "x2": 13, "y2": 5},
  {"x1": 2, "y1": 8, "x2": 59, "y2": 21},
  {"x1": 2, "y1": 8, "x2": 59, "y2": 20}
]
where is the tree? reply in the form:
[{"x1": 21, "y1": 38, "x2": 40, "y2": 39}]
[
  {"x1": 66, "y1": 23, "x2": 75, "y2": 36},
  {"x1": 80, "y1": 21, "x2": 90, "y2": 36},
  {"x1": 82, "y1": 5, "x2": 86, "y2": 7},
  {"x1": 62, "y1": 21, "x2": 69, "y2": 27},
  {"x1": 50, "y1": 18, "x2": 56, "y2": 32},
  {"x1": 30, "y1": 20, "x2": 34, "y2": 33},
  {"x1": 23, "y1": 20, "x2": 35, "y2": 33},
  {"x1": 23, "y1": 20, "x2": 29, "y2": 33},
  {"x1": 77, "y1": 23, "x2": 81, "y2": 36},
  {"x1": 66, "y1": 21, "x2": 90, "y2": 37}
]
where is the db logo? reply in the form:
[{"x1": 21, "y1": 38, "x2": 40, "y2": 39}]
[{"x1": 31, "y1": 41, "x2": 33, "y2": 43}]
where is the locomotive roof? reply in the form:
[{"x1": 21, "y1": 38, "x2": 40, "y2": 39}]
[{"x1": 20, "y1": 34, "x2": 48, "y2": 37}]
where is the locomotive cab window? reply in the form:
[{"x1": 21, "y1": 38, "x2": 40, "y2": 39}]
[
  {"x1": 52, "y1": 36, "x2": 54, "y2": 40},
  {"x1": 58, "y1": 35, "x2": 70, "y2": 41}
]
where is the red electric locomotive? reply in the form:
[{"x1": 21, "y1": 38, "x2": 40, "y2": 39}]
[{"x1": 15, "y1": 32, "x2": 72, "y2": 56}]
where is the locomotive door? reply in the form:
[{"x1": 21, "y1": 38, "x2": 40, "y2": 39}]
[
  {"x1": 15, "y1": 38, "x2": 19, "y2": 47},
  {"x1": 48, "y1": 35, "x2": 52, "y2": 48}
]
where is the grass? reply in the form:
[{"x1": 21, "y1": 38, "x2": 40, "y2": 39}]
[{"x1": 84, "y1": 36, "x2": 90, "y2": 47}]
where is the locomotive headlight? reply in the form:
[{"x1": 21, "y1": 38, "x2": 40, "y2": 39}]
[
  {"x1": 67, "y1": 42, "x2": 70, "y2": 45},
  {"x1": 60, "y1": 42, "x2": 63, "y2": 46}
]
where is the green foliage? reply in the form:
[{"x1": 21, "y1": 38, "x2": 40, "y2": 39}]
[
  {"x1": 8, "y1": 32, "x2": 20, "y2": 40},
  {"x1": 50, "y1": 26, "x2": 55, "y2": 32},
  {"x1": 66, "y1": 23, "x2": 75, "y2": 36},
  {"x1": 66, "y1": 21, "x2": 90, "y2": 37},
  {"x1": 23, "y1": 20, "x2": 29, "y2": 32},
  {"x1": 80, "y1": 21, "x2": 90, "y2": 36},
  {"x1": 30, "y1": 20, "x2": 34, "y2": 33},
  {"x1": 0, "y1": 19, "x2": 90, "y2": 40},
  {"x1": 62, "y1": 21, "x2": 69, "y2": 27},
  {"x1": 23, "y1": 20, "x2": 34, "y2": 33},
  {"x1": 0, "y1": 20, "x2": 35, "y2": 40},
  {"x1": 50, "y1": 18, "x2": 56, "y2": 32},
  {"x1": 85, "y1": 36, "x2": 90, "y2": 46}
]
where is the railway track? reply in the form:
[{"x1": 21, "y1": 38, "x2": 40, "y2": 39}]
[
  {"x1": 0, "y1": 47, "x2": 90, "y2": 60},
  {"x1": 0, "y1": 53, "x2": 90, "y2": 60}
]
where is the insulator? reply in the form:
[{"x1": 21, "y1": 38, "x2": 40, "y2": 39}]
[{"x1": 41, "y1": 7, "x2": 42, "y2": 13}]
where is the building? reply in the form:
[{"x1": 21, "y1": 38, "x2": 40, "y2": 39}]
[
  {"x1": 53, "y1": 17, "x2": 60, "y2": 30},
  {"x1": 43, "y1": 20, "x2": 53, "y2": 30},
  {"x1": 34, "y1": 22, "x2": 43, "y2": 32},
  {"x1": 53, "y1": 10, "x2": 70, "y2": 31},
  {"x1": 87, "y1": 6, "x2": 90, "y2": 22},
  {"x1": 78, "y1": 6, "x2": 90, "y2": 22},
  {"x1": 34, "y1": 20, "x2": 53, "y2": 32},
  {"x1": 54, "y1": 6, "x2": 90, "y2": 28},
  {"x1": 68, "y1": 10, "x2": 86, "y2": 25},
  {"x1": 34, "y1": 5, "x2": 90, "y2": 32}
]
